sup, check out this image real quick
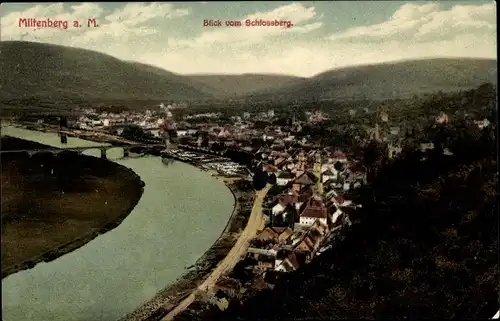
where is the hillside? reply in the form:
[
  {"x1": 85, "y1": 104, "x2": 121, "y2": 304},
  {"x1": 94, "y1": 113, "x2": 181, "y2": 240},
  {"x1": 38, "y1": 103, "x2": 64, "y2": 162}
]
[
  {"x1": 244, "y1": 58, "x2": 497, "y2": 102},
  {"x1": 1, "y1": 42, "x2": 496, "y2": 105},
  {"x1": 0, "y1": 41, "x2": 214, "y2": 102},
  {"x1": 186, "y1": 74, "x2": 304, "y2": 97},
  {"x1": 0, "y1": 41, "x2": 302, "y2": 103}
]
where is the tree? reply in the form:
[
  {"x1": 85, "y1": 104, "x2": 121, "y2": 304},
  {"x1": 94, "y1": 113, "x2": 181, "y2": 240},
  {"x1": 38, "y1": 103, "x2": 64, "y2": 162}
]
[
  {"x1": 253, "y1": 170, "x2": 267, "y2": 190},
  {"x1": 201, "y1": 137, "x2": 209, "y2": 148},
  {"x1": 267, "y1": 173, "x2": 277, "y2": 185},
  {"x1": 121, "y1": 125, "x2": 150, "y2": 141},
  {"x1": 334, "y1": 161, "x2": 345, "y2": 172},
  {"x1": 363, "y1": 140, "x2": 384, "y2": 181},
  {"x1": 211, "y1": 142, "x2": 225, "y2": 152}
]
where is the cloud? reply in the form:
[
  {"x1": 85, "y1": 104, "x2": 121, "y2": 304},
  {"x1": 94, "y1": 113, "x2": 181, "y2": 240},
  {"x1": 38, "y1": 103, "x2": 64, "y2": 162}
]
[
  {"x1": 1, "y1": 3, "x2": 189, "y2": 45},
  {"x1": 327, "y1": 3, "x2": 496, "y2": 42},
  {"x1": 177, "y1": 3, "x2": 322, "y2": 47},
  {"x1": 104, "y1": 3, "x2": 188, "y2": 27},
  {"x1": 0, "y1": 2, "x2": 496, "y2": 77}
]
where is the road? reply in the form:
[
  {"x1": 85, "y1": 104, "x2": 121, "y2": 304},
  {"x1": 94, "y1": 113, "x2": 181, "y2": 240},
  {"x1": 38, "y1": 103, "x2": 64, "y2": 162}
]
[{"x1": 161, "y1": 184, "x2": 270, "y2": 321}]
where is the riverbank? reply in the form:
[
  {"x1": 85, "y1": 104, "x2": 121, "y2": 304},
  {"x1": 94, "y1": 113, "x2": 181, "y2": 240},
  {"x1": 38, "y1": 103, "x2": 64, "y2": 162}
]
[
  {"x1": 1, "y1": 136, "x2": 144, "y2": 279},
  {"x1": 120, "y1": 158, "x2": 255, "y2": 321},
  {"x1": 161, "y1": 185, "x2": 270, "y2": 321}
]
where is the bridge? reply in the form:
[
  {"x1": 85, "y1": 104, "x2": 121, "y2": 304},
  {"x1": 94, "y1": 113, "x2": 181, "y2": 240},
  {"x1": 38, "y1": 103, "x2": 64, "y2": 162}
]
[
  {"x1": 59, "y1": 129, "x2": 163, "y2": 145},
  {"x1": 0, "y1": 143, "x2": 166, "y2": 160}
]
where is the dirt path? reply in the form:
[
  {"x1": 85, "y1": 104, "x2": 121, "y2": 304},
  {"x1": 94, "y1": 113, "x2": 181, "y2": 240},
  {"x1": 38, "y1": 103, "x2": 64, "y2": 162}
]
[{"x1": 161, "y1": 184, "x2": 270, "y2": 321}]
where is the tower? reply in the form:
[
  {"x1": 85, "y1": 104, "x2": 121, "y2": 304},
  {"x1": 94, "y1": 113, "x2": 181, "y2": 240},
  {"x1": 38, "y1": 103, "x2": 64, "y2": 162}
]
[{"x1": 313, "y1": 158, "x2": 323, "y2": 195}]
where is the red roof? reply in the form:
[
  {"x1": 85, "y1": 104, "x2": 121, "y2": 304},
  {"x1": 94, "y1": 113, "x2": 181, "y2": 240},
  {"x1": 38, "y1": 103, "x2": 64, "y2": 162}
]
[
  {"x1": 335, "y1": 196, "x2": 345, "y2": 204},
  {"x1": 264, "y1": 164, "x2": 278, "y2": 172},
  {"x1": 294, "y1": 172, "x2": 318, "y2": 185},
  {"x1": 332, "y1": 152, "x2": 346, "y2": 159},
  {"x1": 286, "y1": 252, "x2": 300, "y2": 270},
  {"x1": 300, "y1": 207, "x2": 327, "y2": 219}
]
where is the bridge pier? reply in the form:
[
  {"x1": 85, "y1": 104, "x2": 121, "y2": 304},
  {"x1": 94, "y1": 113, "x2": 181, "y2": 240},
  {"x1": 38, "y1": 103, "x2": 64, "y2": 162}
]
[
  {"x1": 123, "y1": 148, "x2": 129, "y2": 158},
  {"x1": 100, "y1": 148, "x2": 107, "y2": 160},
  {"x1": 60, "y1": 133, "x2": 68, "y2": 144}
]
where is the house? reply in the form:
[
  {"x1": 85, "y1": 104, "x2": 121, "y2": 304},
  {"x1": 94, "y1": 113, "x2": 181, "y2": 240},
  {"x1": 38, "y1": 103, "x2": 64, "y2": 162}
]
[
  {"x1": 475, "y1": 118, "x2": 490, "y2": 129},
  {"x1": 277, "y1": 171, "x2": 294, "y2": 186},
  {"x1": 436, "y1": 112, "x2": 449, "y2": 124},
  {"x1": 256, "y1": 259, "x2": 274, "y2": 271},
  {"x1": 218, "y1": 127, "x2": 231, "y2": 138},
  {"x1": 255, "y1": 227, "x2": 280, "y2": 243},
  {"x1": 321, "y1": 169, "x2": 336, "y2": 183},
  {"x1": 277, "y1": 227, "x2": 294, "y2": 244},
  {"x1": 214, "y1": 277, "x2": 242, "y2": 298},
  {"x1": 306, "y1": 227, "x2": 324, "y2": 250},
  {"x1": 277, "y1": 160, "x2": 295, "y2": 171},
  {"x1": 295, "y1": 187, "x2": 314, "y2": 211},
  {"x1": 272, "y1": 192, "x2": 297, "y2": 216},
  {"x1": 331, "y1": 208, "x2": 343, "y2": 226},
  {"x1": 310, "y1": 219, "x2": 329, "y2": 236},
  {"x1": 274, "y1": 156, "x2": 286, "y2": 167},
  {"x1": 294, "y1": 235, "x2": 315, "y2": 258},
  {"x1": 331, "y1": 151, "x2": 348, "y2": 163},
  {"x1": 333, "y1": 195, "x2": 352, "y2": 207},
  {"x1": 299, "y1": 197, "x2": 328, "y2": 226},
  {"x1": 263, "y1": 164, "x2": 279, "y2": 173},
  {"x1": 420, "y1": 142, "x2": 434, "y2": 152},
  {"x1": 292, "y1": 171, "x2": 318, "y2": 193},
  {"x1": 275, "y1": 250, "x2": 301, "y2": 273}
]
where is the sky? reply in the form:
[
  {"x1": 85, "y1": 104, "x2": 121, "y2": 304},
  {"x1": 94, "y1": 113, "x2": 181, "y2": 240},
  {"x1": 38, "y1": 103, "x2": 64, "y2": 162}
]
[{"x1": 1, "y1": 1, "x2": 496, "y2": 77}]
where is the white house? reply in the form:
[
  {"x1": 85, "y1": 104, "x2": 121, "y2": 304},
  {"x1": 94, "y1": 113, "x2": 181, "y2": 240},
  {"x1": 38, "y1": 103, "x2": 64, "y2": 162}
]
[
  {"x1": 218, "y1": 128, "x2": 231, "y2": 138},
  {"x1": 322, "y1": 169, "x2": 337, "y2": 183},
  {"x1": 148, "y1": 129, "x2": 161, "y2": 137},
  {"x1": 475, "y1": 118, "x2": 490, "y2": 129},
  {"x1": 331, "y1": 208, "x2": 343, "y2": 225},
  {"x1": 277, "y1": 171, "x2": 294, "y2": 186},
  {"x1": 299, "y1": 199, "x2": 328, "y2": 227},
  {"x1": 272, "y1": 202, "x2": 286, "y2": 216},
  {"x1": 332, "y1": 151, "x2": 348, "y2": 163},
  {"x1": 275, "y1": 252, "x2": 300, "y2": 273},
  {"x1": 299, "y1": 216, "x2": 317, "y2": 226},
  {"x1": 103, "y1": 119, "x2": 110, "y2": 127},
  {"x1": 177, "y1": 130, "x2": 188, "y2": 136},
  {"x1": 263, "y1": 134, "x2": 275, "y2": 141}
]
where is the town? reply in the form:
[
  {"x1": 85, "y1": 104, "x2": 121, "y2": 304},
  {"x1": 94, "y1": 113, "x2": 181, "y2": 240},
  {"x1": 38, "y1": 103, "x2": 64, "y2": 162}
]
[{"x1": 17, "y1": 94, "x2": 494, "y2": 319}]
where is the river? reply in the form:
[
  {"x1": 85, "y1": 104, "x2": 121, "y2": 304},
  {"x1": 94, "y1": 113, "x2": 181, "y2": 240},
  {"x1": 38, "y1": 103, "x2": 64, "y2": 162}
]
[{"x1": 1, "y1": 126, "x2": 235, "y2": 321}]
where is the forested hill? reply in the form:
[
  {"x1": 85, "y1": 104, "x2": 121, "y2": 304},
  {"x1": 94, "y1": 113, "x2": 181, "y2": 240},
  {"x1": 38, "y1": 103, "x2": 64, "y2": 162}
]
[
  {"x1": 0, "y1": 41, "x2": 302, "y2": 102},
  {"x1": 185, "y1": 74, "x2": 304, "y2": 97},
  {"x1": 1, "y1": 41, "x2": 496, "y2": 105},
  {"x1": 243, "y1": 58, "x2": 497, "y2": 102},
  {"x1": 0, "y1": 41, "x2": 215, "y2": 101}
]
